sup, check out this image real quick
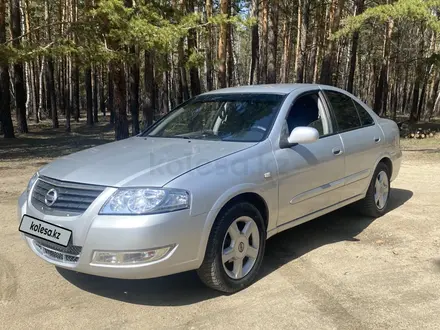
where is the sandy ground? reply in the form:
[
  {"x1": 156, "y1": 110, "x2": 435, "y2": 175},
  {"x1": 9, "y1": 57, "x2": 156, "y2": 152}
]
[{"x1": 1, "y1": 130, "x2": 440, "y2": 329}]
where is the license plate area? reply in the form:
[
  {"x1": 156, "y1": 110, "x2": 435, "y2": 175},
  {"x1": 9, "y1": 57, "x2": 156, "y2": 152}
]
[{"x1": 19, "y1": 215, "x2": 72, "y2": 247}]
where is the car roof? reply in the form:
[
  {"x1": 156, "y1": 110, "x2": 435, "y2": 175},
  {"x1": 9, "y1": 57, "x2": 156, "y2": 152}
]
[{"x1": 201, "y1": 83, "x2": 324, "y2": 95}]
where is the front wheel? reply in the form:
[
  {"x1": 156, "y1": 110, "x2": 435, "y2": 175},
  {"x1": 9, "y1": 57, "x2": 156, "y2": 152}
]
[
  {"x1": 197, "y1": 202, "x2": 266, "y2": 293},
  {"x1": 357, "y1": 162, "x2": 391, "y2": 217}
]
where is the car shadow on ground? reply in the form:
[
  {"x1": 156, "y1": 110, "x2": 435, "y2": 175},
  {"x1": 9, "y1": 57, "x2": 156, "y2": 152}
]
[{"x1": 57, "y1": 188, "x2": 413, "y2": 306}]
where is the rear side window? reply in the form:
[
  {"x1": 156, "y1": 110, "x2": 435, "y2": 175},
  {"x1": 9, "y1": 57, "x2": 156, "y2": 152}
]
[
  {"x1": 325, "y1": 91, "x2": 361, "y2": 132},
  {"x1": 352, "y1": 100, "x2": 375, "y2": 126}
]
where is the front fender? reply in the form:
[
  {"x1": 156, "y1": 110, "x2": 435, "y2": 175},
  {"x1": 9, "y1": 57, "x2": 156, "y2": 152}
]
[{"x1": 195, "y1": 184, "x2": 268, "y2": 263}]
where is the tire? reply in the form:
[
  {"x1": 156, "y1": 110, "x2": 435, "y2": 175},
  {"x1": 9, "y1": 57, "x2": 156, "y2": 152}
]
[
  {"x1": 357, "y1": 162, "x2": 391, "y2": 217},
  {"x1": 197, "y1": 202, "x2": 266, "y2": 293}
]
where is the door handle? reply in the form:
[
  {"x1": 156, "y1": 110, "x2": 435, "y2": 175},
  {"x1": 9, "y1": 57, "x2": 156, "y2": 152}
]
[
  {"x1": 332, "y1": 148, "x2": 343, "y2": 156},
  {"x1": 374, "y1": 137, "x2": 381, "y2": 143}
]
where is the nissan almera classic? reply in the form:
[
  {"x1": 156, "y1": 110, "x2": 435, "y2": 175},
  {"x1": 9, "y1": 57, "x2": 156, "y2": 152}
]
[{"x1": 18, "y1": 84, "x2": 402, "y2": 293}]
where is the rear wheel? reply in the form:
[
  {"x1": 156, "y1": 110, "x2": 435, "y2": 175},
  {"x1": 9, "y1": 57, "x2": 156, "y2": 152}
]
[
  {"x1": 358, "y1": 162, "x2": 391, "y2": 217},
  {"x1": 197, "y1": 202, "x2": 266, "y2": 293}
]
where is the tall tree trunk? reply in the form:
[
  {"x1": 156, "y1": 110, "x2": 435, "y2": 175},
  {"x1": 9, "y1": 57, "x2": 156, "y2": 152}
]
[
  {"x1": 170, "y1": 54, "x2": 177, "y2": 108},
  {"x1": 111, "y1": 60, "x2": 129, "y2": 140},
  {"x1": 295, "y1": 0, "x2": 309, "y2": 83},
  {"x1": 259, "y1": 0, "x2": 268, "y2": 83},
  {"x1": 392, "y1": 74, "x2": 399, "y2": 121},
  {"x1": 72, "y1": 0, "x2": 79, "y2": 122},
  {"x1": 227, "y1": 2, "x2": 234, "y2": 87},
  {"x1": 84, "y1": 0, "x2": 93, "y2": 126},
  {"x1": 218, "y1": 0, "x2": 229, "y2": 88},
  {"x1": 320, "y1": 0, "x2": 345, "y2": 85},
  {"x1": 100, "y1": 65, "x2": 106, "y2": 116},
  {"x1": 85, "y1": 67, "x2": 93, "y2": 126},
  {"x1": 38, "y1": 57, "x2": 45, "y2": 120},
  {"x1": 218, "y1": 0, "x2": 228, "y2": 88},
  {"x1": 32, "y1": 60, "x2": 39, "y2": 122},
  {"x1": 177, "y1": 0, "x2": 189, "y2": 100},
  {"x1": 427, "y1": 73, "x2": 440, "y2": 121},
  {"x1": 161, "y1": 69, "x2": 170, "y2": 114},
  {"x1": 0, "y1": 0, "x2": 15, "y2": 137},
  {"x1": 308, "y1": 15, "x2": 318, "y2": 83},
  {"x1": 433, "y1": 87, "x2": 440, "y2": 119},
  {"x1": 24, "y1": 63, "x2": 31, "y2": 118},
  {"x1": 130, "y1": 46, "x2": 140, "y2": 135},
  {"x1": 266, "y1": 0, "x2": 278, "y2": 83},
  {"x1": 280, "y1": 19, "x2": 290, "y2": 83},
  {"x1": 410, "y1": 81, "x2": 420, "y2": 123},
  {"x1": 248, "y1": 0, "x2": 259, "y2": 85},
  {"x1": 23, "y1": 0, "x2": 35, "y2": 119},
  {"x1": 10, "y1": 0, "x2": 28, "y2": 133},
  {"x1": 66, "y1": 0, "x2": 73, "y2": 132},
  {"x1": 143, "y1": 50, "x2": 155, "y2": 127},
  {"x1": 84, "y1": 66, "x2": 94, "y2": 126},
  {"x1": 417, "y1": 77, "x2": 428, "y2": 121},
  {"x1": 63, "y1": 58, "x2": 69, "y2": 117},
  {"x1": 409, "y1": 27, "x2": 425, "y2": 123},
  {"x1": 73, "y1": 58, "x2": 80, "y2": 121},
  {"x1": 187, "y1": 0, "x2": 201, "y2": 96},
  {"x1": 66, "y1": 55, "x2": 71, "y2": 132},
  {"x1": 402, "y1": 65, "x2": 409, "y2": 114},
  {"x1": 373, "y1": 18, "x2": 394, "y2": 115},
  {"x1": 178, "y1": 39, "x2": 189, "y2": 100},
  {"x1": 313, "y1": 3, "x2": 325, "y2": 83},
  {"x1": 43, "y1": 0, "x2": 58, "y2": 128},
  {"x1": 47, "y1": 59, "x2": 58, "y2": 128},
  {"x1": 347, "y1": 0, "x2": 365, "y2": 93},
  {"x1": 108, "y1": 63, "x2": 114, "y2": 125},
  {"x1": 110, "y1": 0, "x2": 130, "y2": 139},
  {"x1": 205, "y1": 0, "x2": 214, "y2": 90},
  {"x1": 28, "y1": 65, "x2": 39, "y2": 123},
  {"x1": 93, "y1": 65, "x2": 99, "y2": 123}
]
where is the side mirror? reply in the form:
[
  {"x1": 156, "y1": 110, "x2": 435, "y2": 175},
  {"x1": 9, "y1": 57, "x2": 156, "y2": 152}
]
[{"x1": 281, "y1": 127, "x2": 319, "y2": 148}]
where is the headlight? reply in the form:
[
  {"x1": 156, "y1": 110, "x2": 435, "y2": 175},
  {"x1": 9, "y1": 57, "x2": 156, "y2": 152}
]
[
  {"x1": 27, "y1": 173, "x2": 39, "y2": 193},
  {"x1": 99, "y1": 188, "x2": 190, "y2": 215}
]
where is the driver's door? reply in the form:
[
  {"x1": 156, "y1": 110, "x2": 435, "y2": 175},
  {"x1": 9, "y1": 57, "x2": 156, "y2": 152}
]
[{"x1": 274, "y1": 91, "x2": 346, "y2": 226}]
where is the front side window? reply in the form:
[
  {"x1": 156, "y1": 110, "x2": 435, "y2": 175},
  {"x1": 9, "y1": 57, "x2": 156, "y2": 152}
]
[
  {"x1": 325, "y1": 91, "x2": 361, "y2": 132},
  {"x1": 144, "y1": 94, "x2": 284, "y2": 142},
  {"x1": 283, "y1": 93, "x2": 332, "y2": 138}
]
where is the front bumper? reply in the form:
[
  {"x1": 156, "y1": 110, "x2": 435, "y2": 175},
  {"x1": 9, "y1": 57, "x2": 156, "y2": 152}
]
[{"x1": 18, "y1": 190, "x2": 207, "y2": 279}]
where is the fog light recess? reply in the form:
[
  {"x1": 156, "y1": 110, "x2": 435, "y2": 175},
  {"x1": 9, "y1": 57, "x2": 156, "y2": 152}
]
[{"x1": 91, "y1": 245, "x2": 175, "y2": 265}]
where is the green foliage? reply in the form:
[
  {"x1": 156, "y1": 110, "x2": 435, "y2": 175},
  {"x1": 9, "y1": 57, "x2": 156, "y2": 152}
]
[
  {"x1": 187, "y1": 49, "x2": 205, "y2": 69},
  {"x1": 335, "y1": 0, "x2": 440, "y2": 38},
  {"x1": 1, "y1": 0, "x2": 255, "y2": 70}
]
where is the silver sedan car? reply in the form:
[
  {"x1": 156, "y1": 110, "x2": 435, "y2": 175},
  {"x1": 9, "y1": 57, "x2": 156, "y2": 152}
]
[{"x1": 18, "y1": 84, "x2": 402, "y2": 293}]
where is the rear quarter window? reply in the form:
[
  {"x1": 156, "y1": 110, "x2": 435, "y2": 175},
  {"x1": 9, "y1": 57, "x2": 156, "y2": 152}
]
[
  {"x1": 352, "y1": 100, "x2": 375, "y2": 126},
  {"x1": 324, "y1": 91, "x2": 361, "y2": 132}
]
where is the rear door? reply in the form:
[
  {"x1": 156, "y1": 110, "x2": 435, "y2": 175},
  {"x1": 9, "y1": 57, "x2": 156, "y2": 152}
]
[{"x1": 322, "y1": 90, "x2": 384, "y2": 200}]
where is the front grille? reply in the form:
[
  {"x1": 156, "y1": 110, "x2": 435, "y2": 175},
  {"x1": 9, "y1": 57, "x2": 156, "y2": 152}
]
[
  {"x1": 32, "y1": 238, "x2": 82, "y2": 264},
  {"x1": 31, "y1": 176, "x2": 105, "y2": 216},
  {"x1": 32, "y1": 237, "x2": 82, "y2": 255}
]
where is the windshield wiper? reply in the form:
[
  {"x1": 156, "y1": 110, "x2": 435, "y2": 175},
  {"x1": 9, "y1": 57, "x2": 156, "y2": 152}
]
[{"x1": 192, "y1": 130, "x2": 222, "y2": 140}]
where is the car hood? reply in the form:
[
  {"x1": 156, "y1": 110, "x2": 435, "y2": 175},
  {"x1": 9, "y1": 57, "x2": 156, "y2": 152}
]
[{"x1": 39, "y1": 137, "x2": 256, "y2": 187}]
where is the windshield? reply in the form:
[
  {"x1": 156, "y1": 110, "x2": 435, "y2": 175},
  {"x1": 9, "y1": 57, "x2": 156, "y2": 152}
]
[{"x1": 144, "y1": 94, "x2": 285, "y2": 142}]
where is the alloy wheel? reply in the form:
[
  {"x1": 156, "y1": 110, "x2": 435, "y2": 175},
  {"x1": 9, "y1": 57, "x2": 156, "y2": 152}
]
[
  {"x1": 222, "y1": 216, "x2": 260, "y2": 280},
  {"x1": 374, "y1": 170, "x2": 389, "y2": 210}
]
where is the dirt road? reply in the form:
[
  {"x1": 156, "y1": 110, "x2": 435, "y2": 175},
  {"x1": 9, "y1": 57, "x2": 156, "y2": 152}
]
[{"x1": 1, "y1": 147, "x2": 440, "y2": 329}]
